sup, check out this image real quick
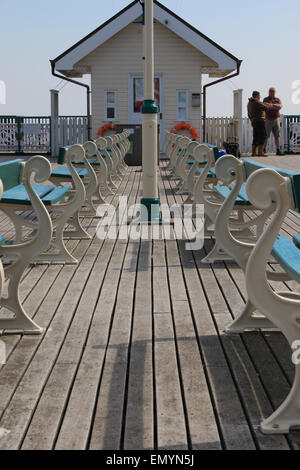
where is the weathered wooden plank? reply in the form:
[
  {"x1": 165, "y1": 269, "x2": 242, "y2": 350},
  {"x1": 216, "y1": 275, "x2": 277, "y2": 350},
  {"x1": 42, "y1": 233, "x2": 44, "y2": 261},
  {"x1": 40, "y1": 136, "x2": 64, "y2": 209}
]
[
  {"x1": 165, "y1": 239, "x2": 221, "y2": 450},
  {"x1": 1, "y1": 157, "x2": 300, "y2": 451},
  {"x1": 0, "y1": 171, "x2": 133, "y2": 450},
  {"x1": 161, "y1": 163, "x2": 257, "y2": 449},
  {"x1": 123, "y1": 240, "x2": 154, "y2": 450},
  {"x1": 204, "y1": 250, "x2": 290, "y2": 450},
  {"x1": 86, "y1": 172, "x2": 142, "y2": 450},
  {"x1": 19, "y1": 170, "x2": 137, "y2": 450},
  {"x1": 152, "y1": 238, "x2": 188, "y2": 450},
  {"x1": 158, "y1": 167, "x2": 221, "y2": 450}
]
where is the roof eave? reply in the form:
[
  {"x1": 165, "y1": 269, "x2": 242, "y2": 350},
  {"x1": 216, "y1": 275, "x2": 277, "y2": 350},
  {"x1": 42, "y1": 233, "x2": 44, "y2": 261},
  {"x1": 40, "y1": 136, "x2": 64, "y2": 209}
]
[{"x1": 51, "y1": 0, "x2": 241, "y2": 74}]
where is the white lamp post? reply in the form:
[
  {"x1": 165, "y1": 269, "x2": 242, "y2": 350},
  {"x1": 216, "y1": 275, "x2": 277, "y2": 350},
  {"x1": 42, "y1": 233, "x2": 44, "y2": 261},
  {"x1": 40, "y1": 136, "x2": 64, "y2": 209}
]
[{"x1": 140, "y1": 0, "x2": 161, "y2": 222}]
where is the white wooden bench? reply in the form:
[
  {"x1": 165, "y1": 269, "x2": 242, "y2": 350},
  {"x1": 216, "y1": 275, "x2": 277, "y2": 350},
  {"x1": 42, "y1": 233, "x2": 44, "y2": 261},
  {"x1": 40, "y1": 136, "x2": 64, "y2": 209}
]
[
  {"x1": 52, "y1": 140, "x2": 102, "y2": 218},
  {"x1": 212, "y1": 155, "x2": 290, "y2": 331},
  {"x1": 240, "y1": 166, "x2": 300, "y2": 434},
  {"x1": 0, "y1": 156, "x2": 53, "y2": 335},
  {"x1": 0, "y1": 146, "x2": 86, "y2": 265},
  {"x1": 187, "y1": 147, "x2": 257, "y2": 263}
]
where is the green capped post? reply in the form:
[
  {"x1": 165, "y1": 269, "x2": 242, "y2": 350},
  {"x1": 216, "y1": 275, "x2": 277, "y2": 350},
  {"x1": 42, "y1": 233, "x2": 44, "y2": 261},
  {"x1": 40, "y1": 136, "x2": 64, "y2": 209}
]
[{"x1": 140, "y1": 0, "x2": 161, "y2": 223}]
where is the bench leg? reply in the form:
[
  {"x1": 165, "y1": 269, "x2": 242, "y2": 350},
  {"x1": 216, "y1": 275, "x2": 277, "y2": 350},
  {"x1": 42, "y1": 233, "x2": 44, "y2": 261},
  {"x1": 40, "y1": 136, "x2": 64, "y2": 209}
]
[
  {"x1": 93, "y1": 182, "x2": 106, "y2": 206},
  {"x1": 0, "y1": 243, "x2": 48, "y2": 335},
  {"x1": 261, "y1": 367, "x2": 300, "y2": 434},
  {"x1": 80, "y1": 198, "x2": 99, "y2": 217},
  {"x1": 225, "y1": 300, "x2": 275, "y2": 333},
  {"x1": 97, "y1": 159, "x2": 115, "y2": 196},
  {"x1": 108, "y1": 174, "x2": 117, "y2": 192},
  {"x1": 104, "y1": 158, "x2": 118, "y2": 191},
  {"x1": 80, "y1": 173, "x2": 100, "y2": 217},
  {"x1": 183, "y1": 194, "x2": 194, "y2": 205},
  {"x1": 37, "y1": 222, "x2": 78, "y2": 264},
  {"x1": 201, "y1": 240, "x2": 236, "y2": 263},
  {"x1": 0, "y1": 263, "x2": 43, "y2": 335},
  {"x1": 63, "y1": 210, "x2": 91, "y2": 240}
]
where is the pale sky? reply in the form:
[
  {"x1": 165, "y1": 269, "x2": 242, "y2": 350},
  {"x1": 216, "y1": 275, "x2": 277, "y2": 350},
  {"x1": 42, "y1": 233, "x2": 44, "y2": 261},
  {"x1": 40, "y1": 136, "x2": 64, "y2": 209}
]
[{"x1": 0, "y1": 0, "x2": 299, "y2": 117}]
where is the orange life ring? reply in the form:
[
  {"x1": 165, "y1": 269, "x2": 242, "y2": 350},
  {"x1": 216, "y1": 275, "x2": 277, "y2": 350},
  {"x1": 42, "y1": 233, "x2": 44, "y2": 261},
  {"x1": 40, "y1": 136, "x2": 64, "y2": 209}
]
[
  {"x1": 97, "y1": 123, "x2": 117, "y2": 137},
  {"x1": 170, "y1": 123, "x2": 198, "y2": 141}
]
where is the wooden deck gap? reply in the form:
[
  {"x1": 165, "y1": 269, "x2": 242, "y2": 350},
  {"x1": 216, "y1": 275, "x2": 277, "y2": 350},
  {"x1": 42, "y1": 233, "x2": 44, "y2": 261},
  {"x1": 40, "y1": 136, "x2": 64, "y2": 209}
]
[
  {"x1": 119, "y1": 240, "x2": 142, "y2": 450},
  {"x1": 22, "y1": 227, "x2": 132, "y2": 450},
  {"x1": 163, "y1": 238, "x2": 192, "y2": 450},
  {"x1": 159, "y1": 164, "x2": 224, "y2": 449},
  {"x1": 86, "y1": 170, "x2": 142, "y2": 450},
  {"x1": 161, "y1": 164, "x2": 259, "y2": 449},
  {"x1": 17, "y1": 171, "x2": 134, "y2": 449},
  {"x1": 159, "y1": 164, "x2": 226, "y2": 448},
  {"x1": 197, "y1": 246, "x2": 260, "y2": 448},
  {"x1": 175, "y1": 240, "x2": 226, "y2": 450},
  {"x1": 151, "y1": 239, "x2": 158, "y2": 450}
]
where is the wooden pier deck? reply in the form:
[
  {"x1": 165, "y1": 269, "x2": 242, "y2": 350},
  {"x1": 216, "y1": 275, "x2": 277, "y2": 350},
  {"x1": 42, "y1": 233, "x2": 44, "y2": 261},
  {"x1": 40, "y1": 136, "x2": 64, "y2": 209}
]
[{"x1": 0, "y1": 155, "x2": 300, "y2": 450}]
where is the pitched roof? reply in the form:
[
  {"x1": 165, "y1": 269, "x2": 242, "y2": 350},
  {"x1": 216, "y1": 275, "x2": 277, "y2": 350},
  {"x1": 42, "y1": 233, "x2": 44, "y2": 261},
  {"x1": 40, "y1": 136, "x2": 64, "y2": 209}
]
[{"x1": 51, "y1": 0, "x2": 241, "y2": 78}]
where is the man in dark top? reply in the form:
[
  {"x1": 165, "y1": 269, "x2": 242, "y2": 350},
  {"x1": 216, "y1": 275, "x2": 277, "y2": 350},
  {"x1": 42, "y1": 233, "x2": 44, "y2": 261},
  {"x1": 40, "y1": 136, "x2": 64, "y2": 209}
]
[
  {"x1": 263, "y1": 87, "x2": 284, "y2": 155},
  {"x1": 247, "y1": 91, "x2": 275, "y2": 156}
]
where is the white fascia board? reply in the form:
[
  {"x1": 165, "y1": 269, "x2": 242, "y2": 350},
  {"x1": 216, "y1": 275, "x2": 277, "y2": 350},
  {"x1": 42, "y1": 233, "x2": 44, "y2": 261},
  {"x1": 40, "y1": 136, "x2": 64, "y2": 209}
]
[
  {"x1": 56, "y1": 2, "x2": 142, "y2": 71},
  {"x1": 154, "y1": 4, "x2": 237, "y2": 70}
]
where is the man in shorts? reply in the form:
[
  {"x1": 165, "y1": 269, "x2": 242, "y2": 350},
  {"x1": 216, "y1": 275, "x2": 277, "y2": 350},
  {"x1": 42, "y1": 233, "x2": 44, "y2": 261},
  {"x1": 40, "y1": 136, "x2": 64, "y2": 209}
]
[
  {"x1": 247, "y1": 91, "x2": 275, "y2": 157},
  {"x1": 263, "y1": 87, "x2": 284, "y2": 155}
]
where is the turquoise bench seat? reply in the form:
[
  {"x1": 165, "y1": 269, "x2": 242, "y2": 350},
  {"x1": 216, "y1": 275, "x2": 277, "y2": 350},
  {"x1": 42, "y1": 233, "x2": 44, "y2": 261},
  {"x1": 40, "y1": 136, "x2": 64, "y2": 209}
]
[
  {"x1": 272, "y1": 235, "x2": 300, "y2": 283},
  {"x1": 41, "y1": 185, "x2": 72, "y2": 206},
  {"x1": 58, "y1": 146, "x2": 103, "y2": 167},
  {"x1": 187, "y1": 144, "x2": 220, "y2": 166},
  {"x1": 294, "y1": 235, "x2": 300, "y2": 249},
  {"x1": 196, "y1": 167, "x2": 216, "y2": 178},
  {"x1": 0, "y1": 236, "x2": 5, "y2": 246},
  {"x1": 0, "y1": 159, "x2": 24, "y2": 191},
  {"x1": 0, "y1": 184, "x2": 71, "y2": 206},
  {"x1": 100, "y1": 151, "x2": 112, "y2": 158},
  {"x1": 51, "y1": 167, "x2": 88, "y2": 179},
  {"x1": 214, "y1": 159, "x2": 300, "y2": 209},
  {"x1": 87, "y1": 158, "x2": 100, "y2": 166},
  {"x1": 244, "y1": 158, "x2": 300, "y2": 211},
  {"x1": 214, "y1": 183, "x2": 251, "y2": 206},
  {"x1": 187, "y1": 148, "x2": 226, "y2": 165}
]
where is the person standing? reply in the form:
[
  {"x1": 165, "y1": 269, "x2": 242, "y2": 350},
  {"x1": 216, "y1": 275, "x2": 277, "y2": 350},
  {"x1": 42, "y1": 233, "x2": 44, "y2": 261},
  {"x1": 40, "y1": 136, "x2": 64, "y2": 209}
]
[
  {"x1": 263, "y1": 87, "x2": 284, "y2": 155},
  {"x1": 247, "y1": 91, "x2": 274, "y2": 157}
]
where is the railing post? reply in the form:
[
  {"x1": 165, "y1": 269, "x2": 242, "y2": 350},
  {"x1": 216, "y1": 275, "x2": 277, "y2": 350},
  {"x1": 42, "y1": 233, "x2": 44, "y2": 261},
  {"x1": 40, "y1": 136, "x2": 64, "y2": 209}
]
[
  {"x1": 16, "y1": 116, "x2": 23, "y2": 154},
  {"x1": 50, "y1": 89, "x2": 59, "y2": 156},
  {"x1": 233, "y1": 89, "x2": 243, "y2": 151}
]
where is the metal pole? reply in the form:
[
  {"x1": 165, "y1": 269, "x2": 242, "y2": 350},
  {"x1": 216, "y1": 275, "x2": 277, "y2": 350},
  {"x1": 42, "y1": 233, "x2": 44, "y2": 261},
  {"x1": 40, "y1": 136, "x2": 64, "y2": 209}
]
[
  {"x1": 202, "y1": 60, "x2": 242, "y2": 142},
  {"x1": 50, "y1": 60, "x2": 92, "y2": 140},
  {"x1": 140, "y1": 0, "x2": 160, "y2": 222}
]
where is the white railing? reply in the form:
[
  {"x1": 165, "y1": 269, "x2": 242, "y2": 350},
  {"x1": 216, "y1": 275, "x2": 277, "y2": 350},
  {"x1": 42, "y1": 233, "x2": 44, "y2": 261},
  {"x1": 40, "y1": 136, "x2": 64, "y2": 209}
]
[
  {"x1": 240, "y1": 116, "x2": 286, "y2": 154},
  {"x1": 0, "y1": 116, "x2": 50, "y2": 153},
  {"x1": 204, "y1": 117, "x2": 235, "y2": 150},
  {"x1": 52, "y1": 116, "x2": 89, "y2": 155},
  {"x1": 0, "y1": 117, "x2": 18, "y2": 151},
  {"x1": 204, "y1": 116, "x2": 287, "y2": 155}
]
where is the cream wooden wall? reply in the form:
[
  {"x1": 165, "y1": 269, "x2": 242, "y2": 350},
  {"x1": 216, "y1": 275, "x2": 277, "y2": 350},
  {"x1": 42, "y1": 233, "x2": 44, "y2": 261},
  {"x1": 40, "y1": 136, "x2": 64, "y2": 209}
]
[{"x1": 76, "y1": 21, "x2": 218, "y2": 141}]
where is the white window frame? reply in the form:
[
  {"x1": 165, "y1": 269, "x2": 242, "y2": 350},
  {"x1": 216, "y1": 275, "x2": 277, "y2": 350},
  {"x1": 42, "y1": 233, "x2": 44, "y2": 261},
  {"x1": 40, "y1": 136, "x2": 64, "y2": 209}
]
[
  {"x1": 104, "y1": 90, "x2": 118, "y2": 121},
  {"x1": 176, "y1": 90, "x2": 189, "y2": 122}
]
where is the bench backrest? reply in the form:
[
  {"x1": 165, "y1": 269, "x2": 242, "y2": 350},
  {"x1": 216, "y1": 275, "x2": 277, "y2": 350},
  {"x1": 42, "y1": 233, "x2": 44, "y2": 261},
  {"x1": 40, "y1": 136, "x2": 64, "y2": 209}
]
[
  {"x1": 202, "y1": 143, "x2": 219, "y2": 162},
  {"x1": 58, "y1": 146, "x2": 70, "y2": 165},
  {"x1": 0, "y1": 159, "x2": 23, "y2": 191},
  {"x1": 243, "y1": 157, "x2": 300, "y2": 212}
]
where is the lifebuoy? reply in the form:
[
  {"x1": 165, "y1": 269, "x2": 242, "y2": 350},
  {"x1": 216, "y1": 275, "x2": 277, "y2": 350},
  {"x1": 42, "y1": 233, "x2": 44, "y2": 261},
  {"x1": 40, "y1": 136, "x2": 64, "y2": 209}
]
[
  {"x1": 170, "y1": 122, "x2": 198, "y2": 141},
  {"x1": 97, "y1": 123, "x2": 117, "y2": 137}
]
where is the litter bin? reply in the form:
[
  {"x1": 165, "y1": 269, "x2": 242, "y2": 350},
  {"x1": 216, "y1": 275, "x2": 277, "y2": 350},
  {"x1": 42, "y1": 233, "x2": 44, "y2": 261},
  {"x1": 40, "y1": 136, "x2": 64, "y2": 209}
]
[
  {"x1": 223, "y1": 141, "x2": 240, "y2": 158},
  {"x1": 116, "y1": 124, "x2": 160, "y2": 166}
]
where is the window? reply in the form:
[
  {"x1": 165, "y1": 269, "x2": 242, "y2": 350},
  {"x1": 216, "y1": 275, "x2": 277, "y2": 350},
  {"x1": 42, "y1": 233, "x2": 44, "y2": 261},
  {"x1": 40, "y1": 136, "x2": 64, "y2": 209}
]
[
  {"x1": 176, "y1": 90, "x2": 189, "y2": 121},
  {"x1": 104, "y1": 90, "x2": 118, "y2": 121},
  {"x1": 133, "y1": 78, "x2": 160, "y2": 113}
]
